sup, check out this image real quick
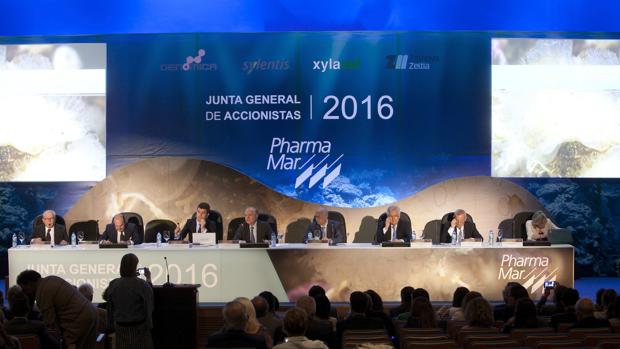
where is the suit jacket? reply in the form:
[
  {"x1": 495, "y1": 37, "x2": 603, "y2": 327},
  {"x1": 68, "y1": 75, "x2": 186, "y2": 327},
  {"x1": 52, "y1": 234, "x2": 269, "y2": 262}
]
[
  {"x1": 440, "y1": 221, "x2": 482, "y2": 243},
  {"x1": 206, "y1": 329, "x2": 268, "y2": 349},
  {"x1": 304, "y1": 219, "x2": 345, "y2": 243},
  {"x1": 3, "y1": 317, "x2": 60, "y2": 349},
  {"x1": 375, "y1": 218, "x2": 412, "y2": 243},
  {"x1": 179, "y1": 217, "x2": 217, "y2": 242},
  {"x1": 32, "y1": 224, "x2": 69, "y2": 245},
  {"x1": 100, "y1": 222, "x2": 142, "y2": 244},
  {"x1": 233, "y1": 221, "x2": 273, "y2": 242}
]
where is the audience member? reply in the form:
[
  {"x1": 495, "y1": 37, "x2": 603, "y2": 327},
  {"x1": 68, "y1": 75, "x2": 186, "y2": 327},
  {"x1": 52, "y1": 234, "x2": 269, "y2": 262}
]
[
  {"x1": 503, "y1": 298, "x2": 539, "y2": 333},
  {"x1": 3, "y1": 286, "x2": 59, "y2": 349},
  {"x1": 571, "y1": 298, "x2": 611, "y2": 329},
  {"x1": 405, "y1": 297, "x2": 437, "y2": 328},
  {"x1": 463, "y1": 297, "x2": 494, "y2": 330},
  {"x1": 207, "y1": 301, "x2": 268, "y2": 349},
  {"x1": 390, "y1": 286, "x2": 414, "y2": 318},
  {"x1": 273, "y1": 308, "x2": 329, "y2": 349},
  {"x1": 17, "y1": 270, "x2": 98, "y2": 349}
]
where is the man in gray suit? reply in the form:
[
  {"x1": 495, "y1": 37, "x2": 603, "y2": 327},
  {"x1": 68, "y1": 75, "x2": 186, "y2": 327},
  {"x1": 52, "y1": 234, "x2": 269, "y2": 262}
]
[
  {"x1": 233, "y1": 207, "x2": 273, "y2": 242},
  {"x1": 304, "y1": 207, "x2": 345, "y2": 243}
]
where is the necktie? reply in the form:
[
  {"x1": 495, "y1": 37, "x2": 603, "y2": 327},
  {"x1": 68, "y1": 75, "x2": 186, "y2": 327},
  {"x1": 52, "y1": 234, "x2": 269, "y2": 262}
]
[
  {"x1": 321, "y1": 226, "x2": 326, "y2": 239},
  {"x1": 391, "y1": 225, "x2": 395, "y2": 241},
  {"x1": 250, "y1": 226, "x2": 255, "y2": 243},
  {"x1": 46, "y1": 228, "x2": 51, "y2": 241}
]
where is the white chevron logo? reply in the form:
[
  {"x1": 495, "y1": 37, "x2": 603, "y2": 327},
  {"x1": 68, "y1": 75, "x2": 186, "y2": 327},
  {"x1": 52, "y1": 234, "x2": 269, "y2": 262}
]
[{"x1": 295, "y1": 154, "x2": 343, "y2": 189}]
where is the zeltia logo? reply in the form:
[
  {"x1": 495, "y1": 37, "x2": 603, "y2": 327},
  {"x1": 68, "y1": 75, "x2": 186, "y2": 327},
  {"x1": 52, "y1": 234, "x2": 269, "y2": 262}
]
[{"x1": 267, "y1": 137, "x2": 343, "y2": 189}]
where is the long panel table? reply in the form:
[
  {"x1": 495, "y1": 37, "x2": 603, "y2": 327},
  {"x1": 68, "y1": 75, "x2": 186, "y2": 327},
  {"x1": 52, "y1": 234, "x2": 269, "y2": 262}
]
[{"x1": 8, "y1": 243, "x2": 574, "y2": 303}]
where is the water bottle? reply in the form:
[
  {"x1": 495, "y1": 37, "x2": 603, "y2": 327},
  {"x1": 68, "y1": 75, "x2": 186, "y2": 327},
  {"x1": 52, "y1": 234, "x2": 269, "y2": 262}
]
[
  {"x1": 488, "y1": 230, "x2": 494, "y2": 246},
  {"x1": 71, "y1": 233, "x2": 77, "y2": 247},
  {"x1": 307, "y1": 232, "x2": 313, "y2": 243},
  {"x1": 411, "y1": 229, "x2": 417, "y2": 241},
  {"x1": 12, "y1": 233, "x2": 17, "y2": 248},
  {"x1": 271, "y1": 232, "x2": 277, "y2": 247},
  {"x1": 451, "y1": 230, "x2": 457, "y2": 246},
  {"x1": 156, "y1": 232, "x2": 162, "y2": 247}
]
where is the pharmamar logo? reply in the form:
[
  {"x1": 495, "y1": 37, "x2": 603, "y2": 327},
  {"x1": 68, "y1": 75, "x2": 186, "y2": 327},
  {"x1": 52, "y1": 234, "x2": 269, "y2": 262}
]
[{"x1": 267, "y1": 137, "x2": 343, "y2": 189}]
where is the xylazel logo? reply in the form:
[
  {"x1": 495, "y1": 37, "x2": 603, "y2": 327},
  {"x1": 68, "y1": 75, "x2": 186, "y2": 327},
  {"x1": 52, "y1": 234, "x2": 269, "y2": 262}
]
[
  {"x1": 312, "y1": 58, "x2": 360, "y2": 72},
  {"x1": 160, "y1": 49, "x2": 218, "y2": 72},
  {"x1": 267, "y1": 137, "x2": 343, "y2": 189},
  {"x1": 242, "y1": 59, "x2": 289, "y2": 75}
]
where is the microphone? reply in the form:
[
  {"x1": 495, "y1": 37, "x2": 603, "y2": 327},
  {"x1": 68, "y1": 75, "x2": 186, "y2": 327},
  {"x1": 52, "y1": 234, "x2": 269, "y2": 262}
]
[{"x1": 163, "y1": 256, "x2": 174, "y2": 287}]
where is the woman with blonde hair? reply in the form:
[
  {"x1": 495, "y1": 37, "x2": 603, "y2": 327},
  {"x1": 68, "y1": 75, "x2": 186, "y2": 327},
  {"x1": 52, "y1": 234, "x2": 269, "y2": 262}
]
[{"x1": 234, "y1": 297, "x2": 273, "y2": 347}]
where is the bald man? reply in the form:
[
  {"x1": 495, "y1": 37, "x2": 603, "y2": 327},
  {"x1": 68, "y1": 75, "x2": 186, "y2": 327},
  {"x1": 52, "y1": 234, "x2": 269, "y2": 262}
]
[
  {"x1": 571, "y1": 298, "x2": 611, "y2": 329},
  {"x1": 304, "y1": 207, "x2": 345, "y2": 244},
  {"x1": 233, "y1": 207, "x2": 273, "y2": 243},
  {"x1": 31, "y1": 210, "x2": 69, "y2": 245},
  {"x1": 100, "y1": 214, "x2": 142, "y2": 245}
]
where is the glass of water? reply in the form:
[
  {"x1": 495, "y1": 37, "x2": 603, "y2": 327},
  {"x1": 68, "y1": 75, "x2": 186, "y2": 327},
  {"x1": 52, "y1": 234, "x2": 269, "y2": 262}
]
[
  {"x1": 163, "y1": 230, "x2": 170, "y2": 242},
  {"x1": 77, "y1": 231, "x2": 85, "y2": 243},
  {"x1": 497, "y1": 229, "x2": 503, "y2": 245},
  {"x1": 18, "y1": 231, "x2": 25, "y2": 246}
]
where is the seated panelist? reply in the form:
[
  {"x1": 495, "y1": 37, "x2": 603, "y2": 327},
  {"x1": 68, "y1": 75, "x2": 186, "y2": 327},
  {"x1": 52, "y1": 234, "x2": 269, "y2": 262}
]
[
  {"x1": 100, "y1": 214, "x2": 142, "y2": 245},
  {"x1": 525, "y1": 211, "x2": 558, "y2": 241},
  {"x1": 31, "y1": 210, "x2": 69, "y2": 245},
  {"x1": 233, "y1": 207, "x2": 273, "y2": 243},
  {"x1": 440, "y1": 209, "x2": 482, "y2": 243},
  {"x1": 375, "y1": 205, "x2": 412, "y2": 243},
  {"x1": 304, "y1": 207, "x2": 345, "y2": 244},
  {"x1": 174, "y1": 202, "x2": 217, "y2": 242}
]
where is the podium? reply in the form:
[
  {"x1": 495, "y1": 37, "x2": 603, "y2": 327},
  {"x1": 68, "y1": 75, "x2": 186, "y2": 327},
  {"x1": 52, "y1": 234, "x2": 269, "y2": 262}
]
[{"x1": 152, "y1": 284, "x2": 199, "y2": 349}]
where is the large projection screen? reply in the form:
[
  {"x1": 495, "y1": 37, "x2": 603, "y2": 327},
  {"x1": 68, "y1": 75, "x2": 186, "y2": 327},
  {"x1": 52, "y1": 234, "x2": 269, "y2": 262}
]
[
  {"x1": 0, "y1": 43, "x2": 106, "y2": 182},
  {"x1": 492, "y1": 38, "x2": 620, "y2": 178}
]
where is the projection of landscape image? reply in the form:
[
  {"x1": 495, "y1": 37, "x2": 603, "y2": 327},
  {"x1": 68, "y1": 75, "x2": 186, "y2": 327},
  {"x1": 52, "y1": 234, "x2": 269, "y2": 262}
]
[
  {"x1": 492, "y1": 38, "x2": 620, "y2": 178},
  {"x1": 0, "y1": 43, "x2": 106, "y2": 182}
]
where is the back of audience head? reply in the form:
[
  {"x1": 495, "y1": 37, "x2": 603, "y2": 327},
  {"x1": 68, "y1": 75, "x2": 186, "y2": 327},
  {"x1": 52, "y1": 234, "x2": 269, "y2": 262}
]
[
  {"x1": 78, "y1": 283, "x2": 94, "y2": 302},
  {"x1": 259, "y1": 291, "x2": 278, "y2": 313},
  {"x1": 16, "y1": 270, "x2": 42, "y2": 299},
  {"x1": 412, "y1": 288, "x2": 430, "y2": 301},
  {"x1": 350, "y1": 291, "x2": 369, "y2": 314},
  {"x1": 602, "y1": 289, "x2": 617, "y2": 311},
  {"x1": 400, "y1": 286, "x2": 415, "y2": 304},
  {"x1": 283, "y1": 308, "x2": 308, "y2": 337},
  {"x1": 453, "y1": 287, "x2": 470, "y2": 308},
  {"x1": 508, "y1": 284, "x2": 529, "y2": 304},
  {"x1": 464, "y1": 297, "x2": 494, "y2": 328},
  {"x1": 410, "y1": 297, "x2": 436, "y2": 328},
  {"x1": 575, "y1": 298, "x2": 595, "y2": 320},
  {"x1": 596, "y1": 288, "x2": 606, "y2": 310},
  {"x1": 513, "y1": 298, "x2": 538, "y2": 328},
  {"x1": 252, "y1": 296, "x2": 268, "y2": 318},
  {"x1": 309, "y1": 285, "x2": 326, "y2": 298},
  {"x1": 562, "y1": 288, "x2": 580, "y2": 309},
  {"x1": 314, "y1": 295, "x2": 331, "y2": 320},
  {"x1": 119, "y1": 253, "x2": 139, "y2": 277},
  {"x1": 6, "y1": 286, "x2": 29, "y2": 317},
  {"x1": 223, "y1": 301, "x2": 249, "y2": 330},
  {"x1": 461, "y1": 291, "x2": 482, "y2": 310},
  {"x1": 503, "y1": 282, "x2": 520, "y2": 302},
  {"x1": 365, "y1": 289, "x2": 383, "y2": 312},
  {"x1": 296, "y1": 296, "x2": 316, "y2": 318},
  {"x1": 612, "y1": 295, "x2": 620, "y2": 320}
]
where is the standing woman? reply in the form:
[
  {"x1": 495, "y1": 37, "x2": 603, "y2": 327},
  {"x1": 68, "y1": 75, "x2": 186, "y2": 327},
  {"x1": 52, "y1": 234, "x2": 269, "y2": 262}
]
[{"x1": 104, "y1": 253, "x2": 154, "y2": 349}]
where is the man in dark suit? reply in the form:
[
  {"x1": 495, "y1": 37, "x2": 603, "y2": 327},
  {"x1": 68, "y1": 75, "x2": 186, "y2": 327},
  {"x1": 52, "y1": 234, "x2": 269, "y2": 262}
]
[
  {"x1": 31, "y1": 210, "x2": 69, "y2": 245},
  {"x1": 233, "y1": 207, "x2": 273, "y2": 243},
  {"x1": 3, "y1": 285, "x2": 59, "y2": 349},
  {"x1": 206, "y1": 301, "x2": 268, "y2": 349},
  {"x1": 100, "y1": 214, "x2": 142, "y2": 245},
  {"x1": 440, "y1": 209, "x2": 483, "y2": 243},
  {"x1": 174, "y1": 202, "x2": 217, "y2": 242},
  {"x1": 336, "y1": 292, "x2": 385, "y2": 344},
  {"x1": 304, "y1": 207, "x2": 345, "y2": 243},
  {"x1": 375, "y1": 205, "x2": 412, "y2": 243},
  {"x1": 296, "y1": 296, "x2": 334, "y2": 347}
]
